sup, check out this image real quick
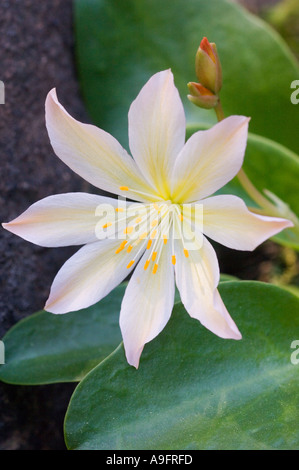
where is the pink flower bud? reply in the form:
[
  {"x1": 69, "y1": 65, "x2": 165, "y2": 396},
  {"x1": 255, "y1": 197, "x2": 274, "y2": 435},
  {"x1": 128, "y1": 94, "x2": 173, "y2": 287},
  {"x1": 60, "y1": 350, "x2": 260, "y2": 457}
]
[
  {"x1": 187, "y1": 82, "x2": 219, "y2": 109},
  {"x1": 195, "y1": 37, "x2": 222, "y2": 94}
]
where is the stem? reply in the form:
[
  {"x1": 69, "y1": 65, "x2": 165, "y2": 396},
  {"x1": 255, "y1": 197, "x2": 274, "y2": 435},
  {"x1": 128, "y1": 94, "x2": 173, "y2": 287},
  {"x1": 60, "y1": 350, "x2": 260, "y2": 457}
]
[
  {"x1": 237, "y1": 169, "x2": 276, "y2": 213},
  {"x1": 214, "y1": 100, "x2": 225, "y2": 121}
]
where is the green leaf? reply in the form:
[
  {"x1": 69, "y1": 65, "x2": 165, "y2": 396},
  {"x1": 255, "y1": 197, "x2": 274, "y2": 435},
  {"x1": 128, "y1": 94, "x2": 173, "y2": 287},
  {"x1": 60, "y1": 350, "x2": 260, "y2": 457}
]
[
  {"x1": 75, "y1": 0, "x2": 299, "y2": 153},
  {"x1": 282, "y1": 284, "x2": 299, "y2": 298},
  {"x1": 0, "y1": 284, "x2": 125, "y2": 385},
  {"x1": 64, "y1": 281, "x2": 299, "y2": 450},
  {"x1": 220, "y1": 273, "x2": 239, "y2": 282},
  {"x1": 0, "y1": 278, "x2": 232, "y2": 385}
]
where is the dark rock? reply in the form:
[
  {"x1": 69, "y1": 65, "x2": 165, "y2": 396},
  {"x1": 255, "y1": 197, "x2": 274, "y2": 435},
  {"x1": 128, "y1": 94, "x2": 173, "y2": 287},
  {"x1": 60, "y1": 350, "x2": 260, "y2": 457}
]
[{"x1": 0, "y1": 0, "x2": 91, "y2": 450}]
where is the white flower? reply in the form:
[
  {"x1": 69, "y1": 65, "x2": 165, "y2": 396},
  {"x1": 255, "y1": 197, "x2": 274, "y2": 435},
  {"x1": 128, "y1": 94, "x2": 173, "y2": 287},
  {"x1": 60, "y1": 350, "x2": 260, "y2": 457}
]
[{"x1": 3, "y1": 70, "x2": 292, "y2": 368}]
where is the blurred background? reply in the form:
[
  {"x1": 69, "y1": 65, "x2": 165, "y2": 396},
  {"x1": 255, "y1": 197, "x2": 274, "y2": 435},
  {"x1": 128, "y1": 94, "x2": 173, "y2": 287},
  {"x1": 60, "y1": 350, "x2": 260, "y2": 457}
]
[{"x1": 0, "y1": 0, "x2": 298, "y2": 449}]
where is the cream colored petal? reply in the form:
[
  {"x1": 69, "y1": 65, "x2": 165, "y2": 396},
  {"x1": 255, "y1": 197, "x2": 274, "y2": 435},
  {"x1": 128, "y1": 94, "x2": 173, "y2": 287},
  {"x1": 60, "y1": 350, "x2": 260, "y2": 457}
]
[
  {"x1": 2, "y1": 193, "x2": 129, "y2": 247},
  {"x1": 46, "y1": 89, "x2": 159, "y2": 202},
  {"x1": 45, "y1": 237, "x2": 146, "y2": 314},
  {"x1": 128, "y1": 70, "x2": 186, "y2": 198},
  {"x1": 120, "y1": 239, "x2": 175, "y2": 368},
  {"x1": 174, "y1": 226, "x2": 241, "y2": 340},
  {"x1": 171, "y1": 116, "x2": 250, "y2": 203},
  {"x1": 201, "y1": 195, "x2": 293, "y2": 250}
]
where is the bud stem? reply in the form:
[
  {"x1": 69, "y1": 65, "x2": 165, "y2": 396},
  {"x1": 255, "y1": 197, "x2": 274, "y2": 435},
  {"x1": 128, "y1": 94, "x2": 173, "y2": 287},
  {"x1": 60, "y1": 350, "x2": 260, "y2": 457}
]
[
  {"x1": 237, "y1": 168, "x2": 276, "y2": 213},
  {"x1": 214, "y1": 101, "x2": 225, "y2": 121}
]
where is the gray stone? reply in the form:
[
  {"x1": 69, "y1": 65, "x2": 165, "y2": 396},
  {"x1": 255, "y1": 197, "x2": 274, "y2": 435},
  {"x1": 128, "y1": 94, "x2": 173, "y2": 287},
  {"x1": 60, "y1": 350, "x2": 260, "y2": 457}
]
[{"x1": 0, "y1": 0, "x2": 91, "y2": 450}]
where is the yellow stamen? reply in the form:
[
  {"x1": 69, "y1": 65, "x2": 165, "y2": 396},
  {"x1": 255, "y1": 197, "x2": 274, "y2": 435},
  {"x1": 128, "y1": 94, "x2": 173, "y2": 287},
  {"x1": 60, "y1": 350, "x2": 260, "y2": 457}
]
[
  {"x1": 152, "y1": 251, "x2": 157, "y2": 262},
  {"x1": 150, "y1": 229, "x2": 157, "y2": 239},
  {"x1": 119, "y1": 186, "x2": 129, "y2": 191},
  {"x1": 152, "y1": 263, "x2": 158, "y2": 274},
  {"x1": 102, "y1": 222, "x2": 112, "y2": 228},
  {"x1": 124, "y1": 226, "x2": 134, "y2": 234},
  {"x1": 184, "y1": 249, "x2": 189, "y2": 258},
  {"x1": 179, "y1": 214, "x2": 183, "y2": 221},
  {"x1": 144, "y1": 259, "x2": 150, "y2": 270},
  {"x1": 163, "y1": 235, "x2": 168, "y2": 245},
  {"x1": 153, "y1": 202, "x2": 159, "y2": 211},
  {"x1": 172, "y1": 255, "x2": 176, "y2": 265},
  {"x1": 127, "y1": 260, "x2": 135, "y2": 269},
  {"x1": 127, "y1": 244, "x2": 133, "y2": 253},
  {"x1": 115, "y1": 207, "x2": 124, "y2": 213},
  {"x1": 115, "y1": 240, "x2": 127, "y2": 254},
  {"x1": 135, "y1": 217, "x2": 142, "y2": 223},
  {"x1": 151, "y1": 219, "x2": 158, "y2": 227},
  {"x1": 147, "y1": 239, "x2": 152, "y2": 250},
  {"x1": 139, "y1": 232, "x2": 147, "y2": 240}
]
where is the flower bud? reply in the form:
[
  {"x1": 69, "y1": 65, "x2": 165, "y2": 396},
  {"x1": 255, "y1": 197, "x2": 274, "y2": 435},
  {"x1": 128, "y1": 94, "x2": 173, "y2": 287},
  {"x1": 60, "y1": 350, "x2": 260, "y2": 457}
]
[
  {"x1": 187, "y1": 82, "x2": 219, "y2": 109},
  {"x1": 195, "y1": 37, "x2": 222, "y2": 94}
]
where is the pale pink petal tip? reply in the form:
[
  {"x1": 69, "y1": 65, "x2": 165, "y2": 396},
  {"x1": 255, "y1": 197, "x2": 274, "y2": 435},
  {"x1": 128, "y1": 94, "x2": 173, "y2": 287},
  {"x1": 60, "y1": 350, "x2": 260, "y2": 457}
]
[{"x1": 125, "y1": 346, "x2": 144, "y2": 369}]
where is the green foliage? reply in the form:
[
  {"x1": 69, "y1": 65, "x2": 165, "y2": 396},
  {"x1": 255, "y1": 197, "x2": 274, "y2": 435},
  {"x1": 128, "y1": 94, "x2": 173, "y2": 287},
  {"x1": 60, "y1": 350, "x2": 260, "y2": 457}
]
[
  {"x1": 0, "y1": 284, "x2": 124, "y2": 384},
  {"x1": 64, "y1": 282, "x2": 299, "y2": 450},
  {"x1": 2, "y1": 0, "x2": 299, "y2": 452},
  {"x1": 74, "y1": 0, "x2": 299, "y2": 153},
  {"x1": 0, "y1": 280, "x2": 231, "y2": 385}
]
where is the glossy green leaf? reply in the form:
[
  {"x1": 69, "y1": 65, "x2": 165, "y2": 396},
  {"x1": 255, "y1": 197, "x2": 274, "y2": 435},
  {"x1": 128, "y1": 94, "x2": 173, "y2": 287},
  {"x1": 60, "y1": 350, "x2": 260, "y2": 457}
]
[
  {"x1": 75, "y1": 0, "x2": 299, "y2": 153},
  {"x1": 219, "y1": 273, "x2": 239, "y2": 282},
  {"x1": 0, "y1": 279, "x2": 234, "y2": 385},
  {"x1": 282, "y1": 284, "x2": 299, "y2": 298},
  {"x1": 0, "y1": 284, "x2": 125, "y2": 385},
  {"x1": 64, "y1": 281, "x2": 299, "y2": 450}
]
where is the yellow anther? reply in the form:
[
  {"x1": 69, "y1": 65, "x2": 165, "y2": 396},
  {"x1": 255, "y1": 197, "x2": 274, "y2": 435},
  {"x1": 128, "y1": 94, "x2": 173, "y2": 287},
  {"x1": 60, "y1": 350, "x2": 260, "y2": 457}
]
[
  {"x1": 115, "y1": 207, "x2": 124, "y2": 213},
  {"x1": 152, "y1": 251, "x2": 157, "y2": 262},
  {"x1": 127, "y1": 244, "x2": 133, "y2": 253},
  {"x1": 139, "y1": 232, "x2": 147, "y2": 240},
  {"x1": 144, "y1": 259, "x2": 150, "y2": 270},
  {"x1": 127, "y1": 260, "x2": 135, "y2": 269},
  {"x1": 135, "y1": 217, "x2": 142, "y2": 223},
  {"x1": 119, "y1": 186, "x2": 129, "y2": 191},
  {"x1": 146, "y1": 239, "x2": 152, "y2": 250},
  {"x1": 152, "y1": 263, "x2": 158, "y2": 274},
  {"x1": 184, "y1": 249, "x2": 189, "y2": 258},
  {"x1": 179, "y1": 213, "x2": 184, "y2": 221},
  {"x1": 163, "y1": 235, "x2": 168, "y2": 245},
  {"x1": 150, "y1": 229, "x2": 157, "y2": 239},
  {"x1": 151, "y1": 219, "x2": 158, "y2": 227},
  {"x1": 115, "y1": 240, "x2": 127, "y2": 254},
  {"x1": 153, "y1": 202, "x2": 159, "y2": 211},
  {"x1": 102, "y1": 222, "x2": 112, "y2": 228},
  {"x1": 124, "y1": 226, "x2": 134, "y2": 234},
  {"x1": 172, "y1": 255, "x2": 176, "y2": 265}
]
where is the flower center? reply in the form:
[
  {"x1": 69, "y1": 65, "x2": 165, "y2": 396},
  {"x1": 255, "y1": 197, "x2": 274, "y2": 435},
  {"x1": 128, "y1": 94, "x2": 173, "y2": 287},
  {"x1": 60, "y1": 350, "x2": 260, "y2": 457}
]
[
  {"x1": 98, "y1": 186, "x2": 201, "y2": 275},
  {"x1": 108, "y1": 199, "x2": 195, "y2": 275}
]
